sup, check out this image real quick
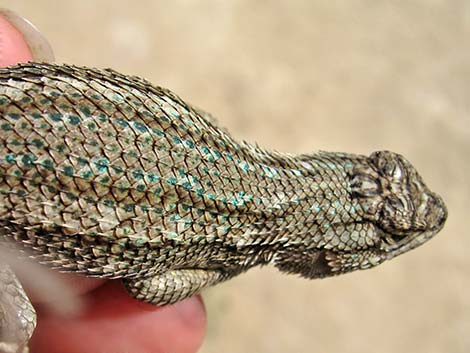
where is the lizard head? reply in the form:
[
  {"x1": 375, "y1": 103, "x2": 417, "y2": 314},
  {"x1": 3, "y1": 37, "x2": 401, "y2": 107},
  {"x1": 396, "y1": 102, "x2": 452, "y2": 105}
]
[
  {"x1": 350, "y1": 150, "x2": 447, "y2": 260},
  {"x1": 274, "y1": 151, "x2": 447, "y2": 279}
]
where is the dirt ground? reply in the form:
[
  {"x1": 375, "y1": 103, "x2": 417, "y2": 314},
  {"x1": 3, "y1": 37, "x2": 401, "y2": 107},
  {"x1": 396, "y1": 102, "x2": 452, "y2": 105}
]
[{"x1": 3, "y1": 1, "x2": 468, "y2": 352}]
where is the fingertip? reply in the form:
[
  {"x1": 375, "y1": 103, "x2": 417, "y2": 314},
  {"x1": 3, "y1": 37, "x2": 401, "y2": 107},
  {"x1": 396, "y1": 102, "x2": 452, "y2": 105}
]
[
  {"x1": 0, "y1": 12, "x2": 33, "y2": 65},
  {"x1": 0, "y1": 9, "x2": 54, "y2": 66}
]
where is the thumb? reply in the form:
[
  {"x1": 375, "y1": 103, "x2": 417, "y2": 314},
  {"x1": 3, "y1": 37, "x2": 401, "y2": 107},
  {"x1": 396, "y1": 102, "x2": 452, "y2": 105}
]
[{"x1": 0, "y1": 8, "x2": 54, "y2": 66}]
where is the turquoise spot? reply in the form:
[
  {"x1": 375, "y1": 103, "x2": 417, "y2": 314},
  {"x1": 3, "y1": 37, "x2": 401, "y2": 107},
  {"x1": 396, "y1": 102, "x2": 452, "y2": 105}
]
[
  {"x1": 68, "y1": 115, "x2": 81, "y2": 125},
  {"x1": 167, "y1": 177, "x2": 177, "y2": 185},
  {"x1": 80, "y1": 107, "x2": 92, "y2": 116},
  {"x1": 99, "y1": 176, "x2": 110, "y2": 183},
  {"x1": 168, "y1": 108, "x2": 180, "y2": 118},
  {"x1": 1, "y1": 123, "x2": 12, "y2": 131},
  {"x1": 31, "y1": 113, "x2": 42, "y2": 119},
  {"x1": 184, "y1": 140, "x2": 195, "y2": 149},
  {"x1": 136, "y1": 184, "x2": 146, "y2": 192},
  {"x1": 81, "y1": 170, "x2": 93, "y2": 179},
  {"x1": 94, "y1": 158, "x2": 109, "y2": 172},
  {"x1": 116, "y1": 118, "x2": 128, "y2": 127},
  {"x1": 147, "y1": 173, "x2": 160, "y2": 183},
  {"x1": 132, "y1": 169, "x2": 144, "y2": 180},
  {"x1": 160, "y1": 115, "x2": 170, "y2": 123},
  {"x1": 8, "y1": 113, "x2": 21, "y2": 120},
  {"x1": 123, "y1": 204, "x2": 135, "y2": 212},
  {"x1": 41, "y1": 159, "x2": 54, "y2": 170},
  {"x1": 181, "y1": 204, "x2": 192, "y2": 211},
  {"x1": 239, "y1": 161, "x2": 249, "y2": 172},
  {"x1": 182, "y1": 182, "x2": 192, "y2": 190},
  {"x1": 5, "y1": 154, "x2": 15, "y2": 163},
  {"x1": 111, "y1": 165, "x2": 124, "y2": 174},
  {"x1": 231, "y1": 198, "x2": 243, "y2": 206},
  {"x1": 77, "y1": 157, "x2": 88, "y2": 166},
  {"x1": 133, "y1": 121, "x2": 148, "y2": 133},
  {"x1": 111, "y1": 94, "x2": 124, "y2": 103},
  {"x1": 98, "y1": 113, "x2": 108, "y2": 122},
  {"x1": 62, "y1": 165, "x2": 74, "y2": 177},
  {"x1": 49, "y1": 113, "x2": 63, "y2": 122},
  {"x1": 56, "y1": 144, "x2": 66, "y2": 153},
  {"x1": 21, "y1": 154, "x2": 37, "y2": 168},
  {"x1": 166, "y1": 232, "x2": 177, "y2": 239},
  {"x1": 128, "y1": 150, "x2": 138, "y2": 158},
  {"x1": 84, "y1": 197, "x2": 94, "y2": 204},
  {"x1": 172, "y1": 136, "x2": 182, "y2": 144},
  {"x1": 31, "y1": 139, "x2": 44, "y2": 148},
  {"x1": 151, "y1": 128, "x2": 165, "y2": 136}
]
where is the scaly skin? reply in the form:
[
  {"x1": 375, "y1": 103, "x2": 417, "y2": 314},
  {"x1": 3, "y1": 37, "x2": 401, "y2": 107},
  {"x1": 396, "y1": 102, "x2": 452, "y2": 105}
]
[{"x1": 0, "y1": 62, "x2": 447, "y2": 351}]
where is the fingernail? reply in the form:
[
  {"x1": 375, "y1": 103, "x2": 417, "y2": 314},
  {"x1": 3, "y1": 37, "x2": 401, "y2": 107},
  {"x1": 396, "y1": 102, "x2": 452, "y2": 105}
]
[{"x1": 0, "y1": 8, "x2": 54, "y2": 65}]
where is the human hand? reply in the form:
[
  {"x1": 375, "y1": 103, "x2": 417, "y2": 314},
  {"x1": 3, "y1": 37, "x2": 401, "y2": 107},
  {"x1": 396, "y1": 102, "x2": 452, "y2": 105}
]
[{"x1": 0, "y1": 10, "x2": 207, "y2": 353}]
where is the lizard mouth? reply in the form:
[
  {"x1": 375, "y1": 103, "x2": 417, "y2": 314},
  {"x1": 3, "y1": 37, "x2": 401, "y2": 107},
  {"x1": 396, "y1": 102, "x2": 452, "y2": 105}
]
[
  {"x1": 381, "y1": 213, "x2": 446, "y2": 261},
  {"x1": 378, "y1": 191, "x2": 447, "y2": 258}
]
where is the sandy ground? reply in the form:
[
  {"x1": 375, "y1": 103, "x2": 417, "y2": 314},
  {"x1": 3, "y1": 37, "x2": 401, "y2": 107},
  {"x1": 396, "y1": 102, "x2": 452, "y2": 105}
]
[{"x1": 3, "y1": 1, "x2": 468, "y2": 352}]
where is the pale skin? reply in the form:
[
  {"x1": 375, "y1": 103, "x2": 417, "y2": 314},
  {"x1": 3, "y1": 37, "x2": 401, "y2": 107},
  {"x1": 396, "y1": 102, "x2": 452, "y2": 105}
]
[{"x1": 0, "y1": 12, "x2": 206, "y2": 353}]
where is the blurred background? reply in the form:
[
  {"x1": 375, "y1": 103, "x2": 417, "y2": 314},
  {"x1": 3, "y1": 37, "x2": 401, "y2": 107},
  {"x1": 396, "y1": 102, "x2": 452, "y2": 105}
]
[{"x1": 3, "y1": 1, "x2": 468, "y2": 352}]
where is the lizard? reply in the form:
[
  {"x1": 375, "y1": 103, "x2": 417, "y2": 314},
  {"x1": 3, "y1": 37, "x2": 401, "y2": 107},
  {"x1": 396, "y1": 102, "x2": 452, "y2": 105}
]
[{"x1": 0, "y1": 62, "x2": 447, "y2": 352}]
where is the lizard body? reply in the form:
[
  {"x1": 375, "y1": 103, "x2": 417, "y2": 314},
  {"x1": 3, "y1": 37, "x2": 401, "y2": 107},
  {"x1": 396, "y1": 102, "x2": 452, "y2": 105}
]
[{"x1": 0, "y1": 63, "x2": 447, "y2": 351}]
